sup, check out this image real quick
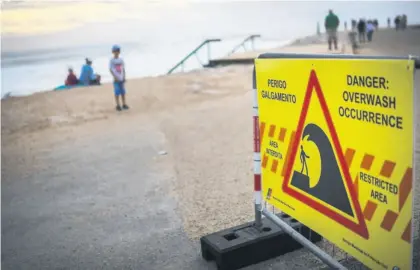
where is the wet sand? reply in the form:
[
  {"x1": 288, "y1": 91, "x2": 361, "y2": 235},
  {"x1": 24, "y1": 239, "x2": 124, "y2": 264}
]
[{"x1": 2, "y1": 28, "x2": 420, "y2": 269}]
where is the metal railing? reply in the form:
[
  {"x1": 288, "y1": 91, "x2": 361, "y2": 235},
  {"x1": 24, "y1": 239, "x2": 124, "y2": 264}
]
[
  {"x1": 227, "y1": 34, "x2": 261, "y2": 56},
  {"x1": 167, "y1": 39, "x2": 221, "y2": 75}
]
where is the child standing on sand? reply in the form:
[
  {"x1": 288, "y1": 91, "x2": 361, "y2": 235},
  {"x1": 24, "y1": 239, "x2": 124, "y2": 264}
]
[{"x1": 110, "y1": 45, "x2": 129, "y2": 111}]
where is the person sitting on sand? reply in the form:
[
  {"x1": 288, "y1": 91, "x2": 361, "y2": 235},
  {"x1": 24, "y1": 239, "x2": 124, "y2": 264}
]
[
  {"x1": 324, "y1": 9, "x2": 340, "y2": 51},
  {"x1": 65, "y1": 68, "x2": 79, "y2": 86},
  {"x1": 79, "y1": 58, "x2": 101, "y2": 86}
]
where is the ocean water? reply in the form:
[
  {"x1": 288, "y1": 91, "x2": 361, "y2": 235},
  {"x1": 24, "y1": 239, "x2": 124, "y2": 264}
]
[{"x1": 2, "y1": 0, "x2": 420, "y2": 97}]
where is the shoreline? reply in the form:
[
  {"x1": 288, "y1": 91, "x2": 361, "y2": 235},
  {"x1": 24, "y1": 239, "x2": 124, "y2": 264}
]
[
  {"x1": 8, "y1": 25, "x2": 409, "y2": 100},
  {"x1": 0, "y1": 34, "x2": 309, "y2": 100},
  {"x1": 8, "y1": 24, "x2": 419, "y2": 100}
]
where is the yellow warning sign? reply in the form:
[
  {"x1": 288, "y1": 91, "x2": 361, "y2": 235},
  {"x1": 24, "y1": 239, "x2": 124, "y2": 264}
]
[{"x1": 255, "y1": 56, "x2": 415, "y2": 270}]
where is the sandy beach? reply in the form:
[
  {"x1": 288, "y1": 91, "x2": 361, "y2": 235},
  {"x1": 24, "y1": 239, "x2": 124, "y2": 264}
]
[{"x1": 2, "y1": 28, "x2": 420, "y2": 269}]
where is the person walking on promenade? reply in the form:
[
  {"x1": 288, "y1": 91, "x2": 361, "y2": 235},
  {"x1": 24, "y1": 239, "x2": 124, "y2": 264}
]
[
  {"x1": 366, "y1": 20, "x2": 375, "y2": 42},
  {"x1": 357, "y1": 19, "x2": 366, "y2": 43},
  {"x1": 401, "y1": 14, "x2": 407, "y2": 30},
  {"x1": 373, "y1": 19, "x2": 378, "y2": 29},
  {"x1": 395, "y1": 16, "x2": 401, "y2": 31},
  {"x1": 324, "y1": 9, "x2": 340, "y2": 51},
  {"x1": 387, "y1": 17, "x2": 391, "y2": 28},
  {"x1": 351, "y1": 19, "x2": 357, "y2": 31}
]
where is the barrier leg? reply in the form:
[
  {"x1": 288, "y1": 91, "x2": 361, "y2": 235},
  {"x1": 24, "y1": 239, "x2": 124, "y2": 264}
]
[
  {"x1": 263, "y1": 209, "x2": 346, "y2": 270},
  {"x1": 253, "y1": 67, "x2": 262, "y2": 228},
  {"x1": 254, "y1": 175, "x2": 262, "y2": 228}
]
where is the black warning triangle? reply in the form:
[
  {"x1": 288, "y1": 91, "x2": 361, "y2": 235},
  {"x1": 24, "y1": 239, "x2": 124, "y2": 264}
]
[{"x1": 291, "y1": 123, "x2": 353, "y2": 216}]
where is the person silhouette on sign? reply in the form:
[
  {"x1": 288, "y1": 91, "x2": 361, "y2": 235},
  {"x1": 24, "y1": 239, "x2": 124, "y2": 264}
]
[{"x1": 300, "y1": 145, "x2": 310, "y2": 176}]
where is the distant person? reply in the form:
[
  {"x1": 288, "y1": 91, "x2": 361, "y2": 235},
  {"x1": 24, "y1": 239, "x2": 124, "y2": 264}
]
[
  {"x1": 394, "y1": 16, "x2": 401, "y2": 31},
  {"x1": 65, "y1": 68, "x2": 79, "y2": 86},
  {"x1": 373, "y1": 19, "x2": 378, "y2": 29},
  {"x1": 324, "y1": 9, "x2": 340, "y2": 51},
  {"x1": 351, "y1": 19, "x2": 357, "y2": 31},
  {"x1": 109, "y1": 45, "x2": 129, "y2": 111},
  {"x1": 387, "y1": 17, "x2": 391, "y2": 28},
  {"x1": 344, "y1": 21, "x2": 348, "y2": 30},
  {"x1": 366, "y1": 20, "x2": 375, "y2": 42},
  {"x1": 357, "y1": 19, "x2": 366, "y2": 43},
  {"x1": 401, "y1": 14, "x2": 407, "y2": 30},
  {"x1": 79, "y1": 58, "x2": 101, "y2": 86}
]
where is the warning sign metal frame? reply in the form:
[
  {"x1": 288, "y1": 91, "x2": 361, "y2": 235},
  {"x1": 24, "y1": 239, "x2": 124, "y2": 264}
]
[{"x1": 252, "y1": 53, "x2": 419, "y2": 269}]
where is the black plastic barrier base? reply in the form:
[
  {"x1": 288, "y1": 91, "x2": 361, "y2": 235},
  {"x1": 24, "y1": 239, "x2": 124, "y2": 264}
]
[{"x1": 200, "y1": 213, "x2": 322, "y2": 270}]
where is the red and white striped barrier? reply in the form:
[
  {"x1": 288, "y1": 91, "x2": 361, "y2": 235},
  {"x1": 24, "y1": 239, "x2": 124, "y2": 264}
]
[{"x1": 252, "y1": 67, "x2": 262, "y2": 227}]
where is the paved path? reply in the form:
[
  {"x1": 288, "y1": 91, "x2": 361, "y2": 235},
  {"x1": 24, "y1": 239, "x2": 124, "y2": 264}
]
[{"x1": 2, "y1": 113, "x2": 221, "y2": 270}]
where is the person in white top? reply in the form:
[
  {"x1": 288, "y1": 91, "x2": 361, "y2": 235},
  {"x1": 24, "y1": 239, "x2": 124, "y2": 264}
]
[
  {"x1": 109, "y1": 45, "x2": 129, "y2": 111},
  {"x1": 366, "y1": 20, "x2": 375, "y2": 42}
]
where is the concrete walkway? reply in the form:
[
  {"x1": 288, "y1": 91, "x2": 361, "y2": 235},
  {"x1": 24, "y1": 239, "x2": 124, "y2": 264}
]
[
  {"x1": 1, "y1": 116, "x2": 208, "y2": 269},
  {"x1": 208, "y1": 32, "x2": 351, "y2": 66}
]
